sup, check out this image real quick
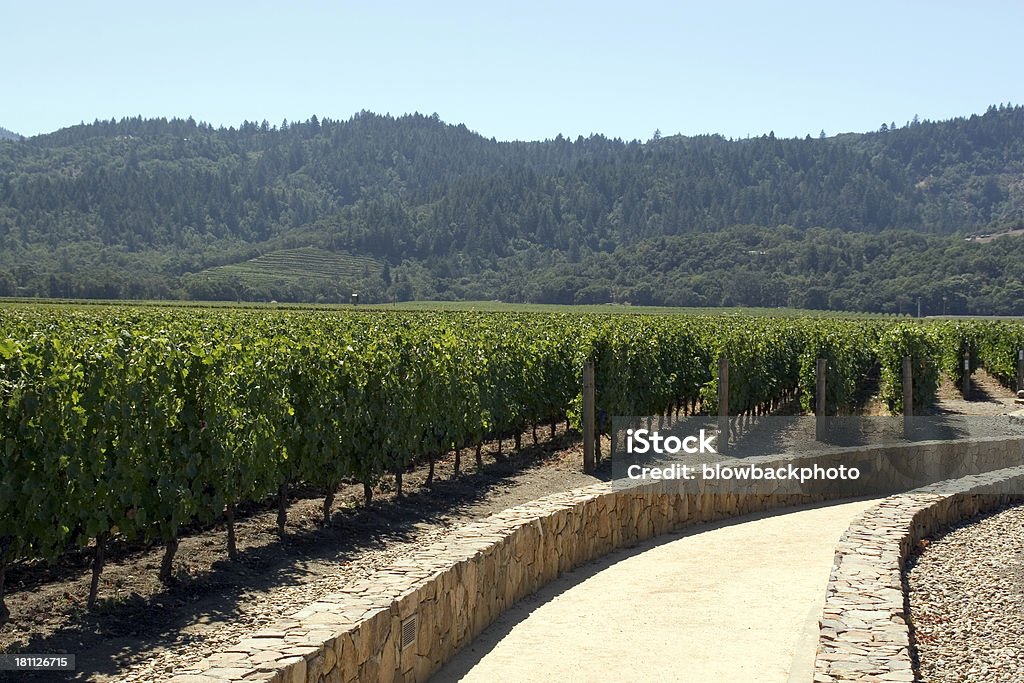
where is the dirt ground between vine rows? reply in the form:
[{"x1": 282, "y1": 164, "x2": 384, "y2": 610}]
[
  {"x1": 1, "y1": 369, "x2": 1018, "y2": 682},
  {"x1": 933, "y1": 367, "x2": 1021, "y2": 416}
]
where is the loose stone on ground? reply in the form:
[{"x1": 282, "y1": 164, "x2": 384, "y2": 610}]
[{"x1": 906, "y1": 503, "x2": 1024, "y2": 683}]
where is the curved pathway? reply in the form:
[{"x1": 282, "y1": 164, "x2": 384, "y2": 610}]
[{"x1": 431, "y1": 498, "x2": 879, "y2": 683}]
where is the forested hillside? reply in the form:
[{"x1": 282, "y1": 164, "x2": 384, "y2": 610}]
[
  {"x1": 0, "y1": 126, "x2": 20, "y2": 142},
  {"x1": 1, "y1": 105, "x2": 1022, "y2": 310}
]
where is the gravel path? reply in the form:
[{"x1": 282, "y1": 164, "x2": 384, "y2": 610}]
[{"x1": 906, "y1": 503, "x2": 1024, "y2": 683}]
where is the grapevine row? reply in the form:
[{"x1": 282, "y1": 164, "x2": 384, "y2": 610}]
[{"x1": 1, "y1": 306, "x2": 1022, "y2": 621}]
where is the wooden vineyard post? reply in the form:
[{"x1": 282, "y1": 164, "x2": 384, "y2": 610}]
[
  {"x1": 1017, "y1": 349, "x2": 1023, "y2": 393},
  {"x1": 962, "y1": 351, "x2": 971, "y2": 399},
  {"x1": 903, "y1": 356, "x2": 913, "y2": 439},
  {"x1": 718, "y1": 356, "x2": 729, "y2": 454},
  {"x1": 583, "y1": 361, "x2": 596, "y2": 473},
  {"x1": 815, "y1": 358, "x2": 827, "y2": 441}
]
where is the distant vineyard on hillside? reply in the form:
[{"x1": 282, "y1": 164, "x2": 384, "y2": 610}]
[{"x1": 184, "y1": 248, "x2": 384, "y2": 300}]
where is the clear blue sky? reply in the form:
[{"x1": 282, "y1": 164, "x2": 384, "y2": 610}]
[{"x1": 5, "y1": 1, "x2": 1022, "y2": 141}]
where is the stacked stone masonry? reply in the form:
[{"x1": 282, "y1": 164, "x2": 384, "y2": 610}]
[
  {"x1": 814, "y1": 465, "x2": 1024, "y2": 682},
  {"x1": 170, "y1": 437, "x2": 1023, "y2": 683}
]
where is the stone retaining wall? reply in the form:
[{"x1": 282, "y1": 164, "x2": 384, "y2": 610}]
[
  {"x1": 814, "y1": 466, "x2": 1024, "y2": 683},
  {"x1": 170, "y1": 437, "x2": 1023, "y2": 683}
]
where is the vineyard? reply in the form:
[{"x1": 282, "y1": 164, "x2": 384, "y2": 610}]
[
  {"x1": 184, "y1": 247, "x2": 384, "y2": 299},
  {"x1": 1, "y1": 305, "x2": 1023, "y2": 623}
]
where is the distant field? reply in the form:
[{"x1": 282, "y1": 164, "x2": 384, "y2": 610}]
[
  {"x1": 195, "y1": 247, "x2": 383, "y2": 285},
  {"x1": 378, "y1": 301, "x2": 893, "y2": 318},
  {"x1": 0, "y1": 297, "x2": 898, "y2": 318}
]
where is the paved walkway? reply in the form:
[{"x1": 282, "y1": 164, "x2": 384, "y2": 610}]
[{"x1": 431, "y1": 498, "x2": 880, "y2": 683}]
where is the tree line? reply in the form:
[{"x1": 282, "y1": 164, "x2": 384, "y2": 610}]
[{"x1": 0, "y1": 105, "x2": 1022, "y2": 310}]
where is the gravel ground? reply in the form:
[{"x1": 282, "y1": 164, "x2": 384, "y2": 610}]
[{"x1": 906, "y1": 503, "x2": 1024, "y2": 683}]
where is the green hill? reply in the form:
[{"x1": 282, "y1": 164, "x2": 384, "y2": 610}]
[{"x1": 2, "y1": 106, "x2": 1024, "y2": 311}]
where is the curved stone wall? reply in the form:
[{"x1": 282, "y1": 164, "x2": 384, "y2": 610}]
[
  {"x1": 814, "y1": 465, "x2": 1024, "y2": 682},
  {"x1": 169, "y1": 437, "x2": 1023, "y2": 683}
]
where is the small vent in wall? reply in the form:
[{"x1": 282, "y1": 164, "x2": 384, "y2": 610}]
[{"x1": 401, "y1": 615, "x2": 417, "y2": 650}]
